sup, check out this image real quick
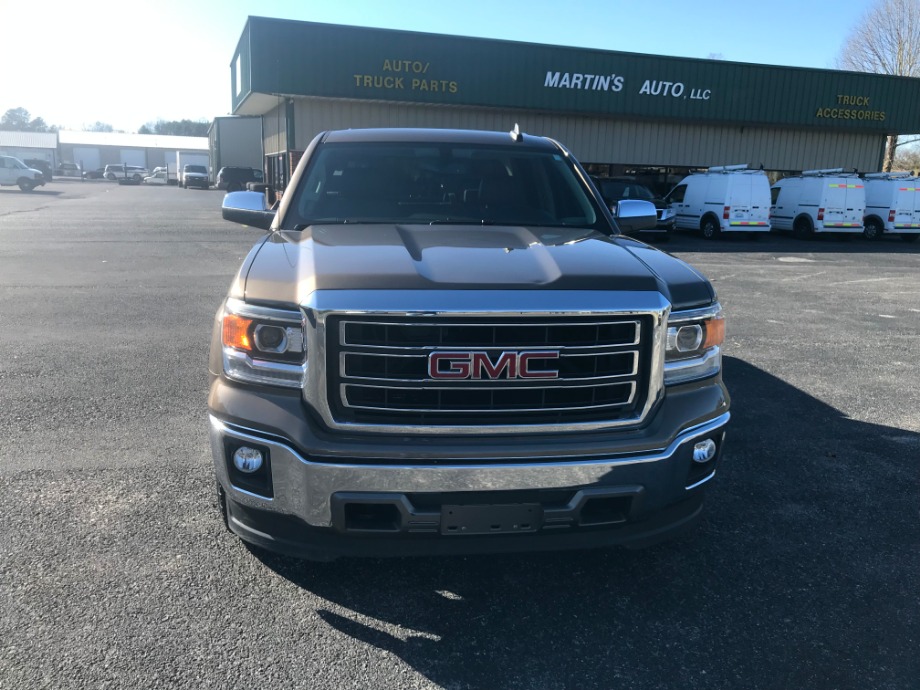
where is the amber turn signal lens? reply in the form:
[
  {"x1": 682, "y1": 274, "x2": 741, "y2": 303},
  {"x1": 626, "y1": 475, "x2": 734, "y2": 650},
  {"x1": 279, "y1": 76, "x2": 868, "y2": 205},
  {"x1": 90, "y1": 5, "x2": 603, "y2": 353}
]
[
  {"x1": 223, "y1": 314, "x2": 254, "y2": 351},
  {"x1": 702, "y1": 317, "x2": 725, "y2": 349}
]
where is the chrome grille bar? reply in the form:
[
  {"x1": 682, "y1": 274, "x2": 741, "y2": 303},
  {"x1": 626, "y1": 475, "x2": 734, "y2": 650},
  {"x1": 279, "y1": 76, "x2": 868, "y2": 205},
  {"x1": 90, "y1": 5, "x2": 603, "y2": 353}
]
[
  {"x1": 331, "y1": 316, "x2": 647, "y2": 422},
  {"x1": 341, "y1": 381, "x2": 637, "y2": 414},
  {"x1": 340, "y1": 350, "x2": 639, "y2": 383}
]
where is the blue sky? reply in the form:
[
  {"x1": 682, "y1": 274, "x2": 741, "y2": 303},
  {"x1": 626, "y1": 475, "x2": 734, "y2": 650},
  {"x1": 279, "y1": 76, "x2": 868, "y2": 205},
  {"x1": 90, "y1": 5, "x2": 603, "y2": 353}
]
[{"x1": 1, "y1": 0, "x2": 875, "y2": 132}]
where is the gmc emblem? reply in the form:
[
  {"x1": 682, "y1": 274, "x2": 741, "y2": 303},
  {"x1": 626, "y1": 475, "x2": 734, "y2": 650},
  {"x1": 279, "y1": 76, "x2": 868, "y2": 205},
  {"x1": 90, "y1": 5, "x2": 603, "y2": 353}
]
[{"x1": 428, "y1": 351, "x2": 560, "y2": 380}]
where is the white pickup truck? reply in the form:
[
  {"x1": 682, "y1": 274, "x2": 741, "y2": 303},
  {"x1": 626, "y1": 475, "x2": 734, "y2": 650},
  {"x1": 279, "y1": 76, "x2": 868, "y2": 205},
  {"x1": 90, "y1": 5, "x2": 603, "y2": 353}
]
[{"x1": 144, "y1": 167, "x2": 179, "y2": 185}]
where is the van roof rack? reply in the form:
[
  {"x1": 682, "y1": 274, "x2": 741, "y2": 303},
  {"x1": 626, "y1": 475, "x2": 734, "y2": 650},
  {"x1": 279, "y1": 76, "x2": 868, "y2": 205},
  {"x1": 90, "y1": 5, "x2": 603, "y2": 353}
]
[
  {"x1": 801, "y1": 168, "x2": 847, "y2": 176},
  {"x1": 864, "y1": 171, "x2": 914, "y2": 179},
  {"x1": 706, "y1": 164, "x2": 749, "y2": 172}
]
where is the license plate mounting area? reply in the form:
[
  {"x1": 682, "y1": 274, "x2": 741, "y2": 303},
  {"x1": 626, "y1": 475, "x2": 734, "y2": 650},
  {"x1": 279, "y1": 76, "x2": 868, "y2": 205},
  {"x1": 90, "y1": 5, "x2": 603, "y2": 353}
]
[{"x1": 440, "y1": 504, "x2": 542, "y2": 535}]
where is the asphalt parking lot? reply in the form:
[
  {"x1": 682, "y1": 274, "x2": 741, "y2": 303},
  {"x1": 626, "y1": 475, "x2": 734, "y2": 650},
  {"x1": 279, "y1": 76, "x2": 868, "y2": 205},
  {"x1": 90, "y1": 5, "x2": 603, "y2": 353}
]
[{"x1": 1, "y1": 180, "x2": 918, "y2": 689}]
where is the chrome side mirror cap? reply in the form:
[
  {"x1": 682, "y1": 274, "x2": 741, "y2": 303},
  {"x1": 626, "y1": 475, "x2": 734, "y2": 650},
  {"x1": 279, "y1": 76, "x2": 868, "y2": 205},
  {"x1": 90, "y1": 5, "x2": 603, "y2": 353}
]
[
  {"x1": 614, "y1": 199, "x2": 657, "y2": 234},
  {"x1": 222, "y1": 191, "x2": 275, "y2": 230}
]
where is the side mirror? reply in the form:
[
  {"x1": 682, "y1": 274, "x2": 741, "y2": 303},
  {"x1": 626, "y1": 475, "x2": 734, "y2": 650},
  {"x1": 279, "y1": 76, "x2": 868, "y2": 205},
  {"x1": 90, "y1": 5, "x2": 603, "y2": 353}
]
[
  {"x1": 222, "y1": 191, "x2": 275, "y2": 230},
  {"x1": 614, "y1": 199, "x2": 657, "y2": 234}
]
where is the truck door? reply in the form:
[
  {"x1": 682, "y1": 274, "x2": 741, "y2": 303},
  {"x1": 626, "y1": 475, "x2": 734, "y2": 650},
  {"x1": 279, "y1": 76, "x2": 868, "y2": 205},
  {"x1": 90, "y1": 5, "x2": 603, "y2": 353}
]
[
  {"x1": 668, "y1": 184, "x2": 689, "y2": 229},
  {"x1": 770, "y1": 184, "x2": 794, "y2": 231},
  {"x1": 725, "y1": 175, "x2": 759, "y2": 229},
  {"x1": 0, "y1": 156, "x2": 19, "y2": 185},
  {"x1": 893, "y1": 182, "x2": 920, "y2": 230},
  {"x1": 823, "y1": 181, "x2": 864, "y2": 229}
]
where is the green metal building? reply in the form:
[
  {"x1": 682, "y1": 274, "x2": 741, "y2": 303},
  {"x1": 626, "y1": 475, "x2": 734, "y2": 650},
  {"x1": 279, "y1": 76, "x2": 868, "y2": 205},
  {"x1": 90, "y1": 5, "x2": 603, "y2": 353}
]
[{"x1": 230, "y1": 16, "x2": 920, "y2": 191}]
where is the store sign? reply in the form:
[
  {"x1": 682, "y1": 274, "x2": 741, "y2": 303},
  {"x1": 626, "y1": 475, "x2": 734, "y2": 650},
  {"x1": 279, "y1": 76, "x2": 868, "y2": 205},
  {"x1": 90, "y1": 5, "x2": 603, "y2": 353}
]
[
  {"x1": 353, "y1": 59, "x2": 459, "y2": 94},
  {"x1": 814, "y1": 94, "x2": 887, "y2": 122},
  {"x1": 544, "y1": 72, "x2": 624, "y2": 92},
  {"x1": 542, "y1": 71, "x2": 711, "y2": 101}
]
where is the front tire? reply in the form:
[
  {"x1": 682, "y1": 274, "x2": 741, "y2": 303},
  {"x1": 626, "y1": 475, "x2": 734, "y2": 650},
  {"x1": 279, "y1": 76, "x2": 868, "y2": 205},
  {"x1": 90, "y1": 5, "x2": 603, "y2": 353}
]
[
  {"x1": 863, "y1": 218, "x2": 883, "y2": 241},
  {"x1": 18, "y1": 180, "x2": 35, "y2": 192},
  {"x1": 701, "y1": 216, "x2": 721, "y2": 240}
]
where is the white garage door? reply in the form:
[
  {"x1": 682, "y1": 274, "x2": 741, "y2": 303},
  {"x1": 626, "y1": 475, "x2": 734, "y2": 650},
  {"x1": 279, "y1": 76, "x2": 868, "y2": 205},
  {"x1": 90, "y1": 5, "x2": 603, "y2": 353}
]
[
  {"x1": 73, "y1": 147, "x2": 100, "y2": 171},
  {"x1": 119, "y1": 149, "x2": 147, "y2": 167}
]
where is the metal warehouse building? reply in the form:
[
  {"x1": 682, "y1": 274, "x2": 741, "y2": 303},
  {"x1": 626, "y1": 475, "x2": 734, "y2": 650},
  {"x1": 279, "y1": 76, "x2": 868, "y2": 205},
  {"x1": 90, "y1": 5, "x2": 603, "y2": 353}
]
[
  {"x1": 229, "y1": 16, "x2": 920, "y2": 192},
  {"x1": 57, "y1": 131, "x2": 209, "y2": 175},
  {"x1": 0, "y1": 132, "x2": 59, "y2": 168}
]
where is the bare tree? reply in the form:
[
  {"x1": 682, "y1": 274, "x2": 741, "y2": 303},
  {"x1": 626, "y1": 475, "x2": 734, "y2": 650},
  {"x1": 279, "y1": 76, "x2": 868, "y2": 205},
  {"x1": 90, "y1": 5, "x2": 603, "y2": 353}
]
[
  {"x1": 895, "y1": 145, "x2": 920, "y2": 172},
  {"x1": 837, "y1": 0, "x2": 920, "y2": 171}
]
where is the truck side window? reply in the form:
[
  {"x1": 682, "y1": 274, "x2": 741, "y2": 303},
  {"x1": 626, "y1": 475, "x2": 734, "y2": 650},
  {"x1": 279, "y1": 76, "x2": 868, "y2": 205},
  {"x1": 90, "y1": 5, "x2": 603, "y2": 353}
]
[
  {"x1": 669, "y1": 184, "x2": 687, "y2": 204},
  {"x1": 771, "y1": 187, "x2": 781, "y2": 205}
]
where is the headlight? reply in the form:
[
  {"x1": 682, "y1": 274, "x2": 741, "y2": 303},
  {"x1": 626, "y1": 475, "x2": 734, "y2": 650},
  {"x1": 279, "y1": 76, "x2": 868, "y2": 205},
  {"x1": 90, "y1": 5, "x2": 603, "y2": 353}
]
[
  {"x1": 664, "y1": 304, "x2": 724, "y2": 385},
  {"x1": 221, "y1": 298, "x2": 306, "y2": 388}
]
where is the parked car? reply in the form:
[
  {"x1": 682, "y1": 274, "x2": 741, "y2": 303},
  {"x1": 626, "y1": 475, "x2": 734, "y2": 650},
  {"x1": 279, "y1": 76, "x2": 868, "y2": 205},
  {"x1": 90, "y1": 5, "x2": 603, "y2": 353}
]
[
  {"x1": 104, "y1": 164, "x2": 149, "y2": 182},
  {"x1": 770, "y1": 168, "x2": 866, "y2": 238},
  {"x1": 181, "y1": 164, "x2": 210, "y2": 189},
  {"x1": 216, "y1": 166, "x2": 263, "y2": 192},
  {"x1": 0, "y1": 155, "x2": 46, "y2": 192},
  {"x1": 22, "y1": 159, "x2": 53, "y2": 182},
  {"x1": 668, "y1": 165, "x2": 772, "y2": 239},
  {"x1": 82, "y1": 168, "x2": 106, "y2": 180},
  {"x1": 862, "y1": 172, "x2": 920, "y2": 242},
  {"x1": 592, "y1": 177, "x2": 675, "y2": 237},
  {"x1": 55, "y1": 162, "x2": 81, "y2": 177}
]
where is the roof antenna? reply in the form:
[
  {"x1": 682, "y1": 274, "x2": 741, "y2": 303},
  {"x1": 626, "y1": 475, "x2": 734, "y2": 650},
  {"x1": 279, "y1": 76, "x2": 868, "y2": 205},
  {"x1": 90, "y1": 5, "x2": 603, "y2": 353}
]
[{"x1": 509, "y1": 123, "x2": 523, "y2": 142}]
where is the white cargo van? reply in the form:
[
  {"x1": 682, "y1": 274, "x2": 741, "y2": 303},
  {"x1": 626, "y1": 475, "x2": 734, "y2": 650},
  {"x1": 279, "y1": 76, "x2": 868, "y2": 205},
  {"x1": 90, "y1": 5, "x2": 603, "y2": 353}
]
[
  {"x1": 667, "y1": 165, "x2": 772, "y2": 239},
  {"x1": 862, "y1": 172, "x2": 920, "y2": 243},
  {"x1": 770, "y1": 169, "x2": 866, "y2": 238}
]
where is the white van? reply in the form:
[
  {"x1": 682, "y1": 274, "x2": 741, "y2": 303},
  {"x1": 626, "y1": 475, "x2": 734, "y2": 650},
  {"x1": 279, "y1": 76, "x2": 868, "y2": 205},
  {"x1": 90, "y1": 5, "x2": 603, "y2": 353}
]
[
  {"x1": 667, "y1": 165, "x2": 772, "y2": 239},
  {"x1": 862, "y1": 172, "x2": 920, "y2": 243},
  {"x1": 770, "y1": 169, "x2": 866, "y2": 238},
  {"x1": 0, "y1": 155, "x2": 45, "y2": 192}
]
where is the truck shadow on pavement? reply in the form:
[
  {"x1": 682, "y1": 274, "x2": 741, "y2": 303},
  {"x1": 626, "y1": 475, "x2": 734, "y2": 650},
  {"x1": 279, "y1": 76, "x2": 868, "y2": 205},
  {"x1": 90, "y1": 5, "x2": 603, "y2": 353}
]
[{"x1": 252, "y1": 356, "x2": 919, "y2": 689}]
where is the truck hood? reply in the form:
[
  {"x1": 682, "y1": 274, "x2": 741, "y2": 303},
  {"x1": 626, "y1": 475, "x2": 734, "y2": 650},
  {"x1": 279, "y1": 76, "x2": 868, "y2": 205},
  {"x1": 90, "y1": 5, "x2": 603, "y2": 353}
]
[{"x1": 242, "y1": 224, "x2": 714, "y2": 310}]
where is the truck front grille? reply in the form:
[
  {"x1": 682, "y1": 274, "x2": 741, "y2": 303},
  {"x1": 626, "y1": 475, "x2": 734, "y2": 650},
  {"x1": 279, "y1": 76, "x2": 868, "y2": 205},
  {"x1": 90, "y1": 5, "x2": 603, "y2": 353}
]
[{"x1": 325, "y1": 315, "x2": 652, "y2": 427}]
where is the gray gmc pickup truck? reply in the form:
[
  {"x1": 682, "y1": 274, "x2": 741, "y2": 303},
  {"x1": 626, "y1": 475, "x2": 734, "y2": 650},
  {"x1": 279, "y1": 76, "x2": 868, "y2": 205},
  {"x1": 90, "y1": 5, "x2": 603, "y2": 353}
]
[{"x1": 211, "y1": 127, "x2": 729, "y2": 560}]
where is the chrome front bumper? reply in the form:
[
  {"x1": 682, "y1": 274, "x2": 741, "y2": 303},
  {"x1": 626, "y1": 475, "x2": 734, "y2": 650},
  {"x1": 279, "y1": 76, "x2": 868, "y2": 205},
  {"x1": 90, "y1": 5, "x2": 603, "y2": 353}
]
[{"x1": 209, "y1": 411, "x2": 730, "y2": 528}]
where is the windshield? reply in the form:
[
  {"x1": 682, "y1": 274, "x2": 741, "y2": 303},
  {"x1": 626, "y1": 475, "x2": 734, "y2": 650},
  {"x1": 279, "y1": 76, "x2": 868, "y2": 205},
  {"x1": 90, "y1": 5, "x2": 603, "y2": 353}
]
[
  {"x1": 185, "y1": 165, "x2": 207, "y2": 174},
  {"x1": 287, "y1": 142, "x2": 603, "y2": 229},
  {"x1": 598, "y1": 180, "x2": 656, "y2": 202}
]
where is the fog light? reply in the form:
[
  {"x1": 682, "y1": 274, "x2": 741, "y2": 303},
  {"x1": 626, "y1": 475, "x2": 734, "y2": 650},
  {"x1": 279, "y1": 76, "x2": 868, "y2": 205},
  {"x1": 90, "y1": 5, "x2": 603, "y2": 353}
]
[
  {"x1": 692, "y1": 439, "x2": 717, "y2": 464},
  {"x1": 232, "y1": 446, "x2": 263, "y2": 473}
]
